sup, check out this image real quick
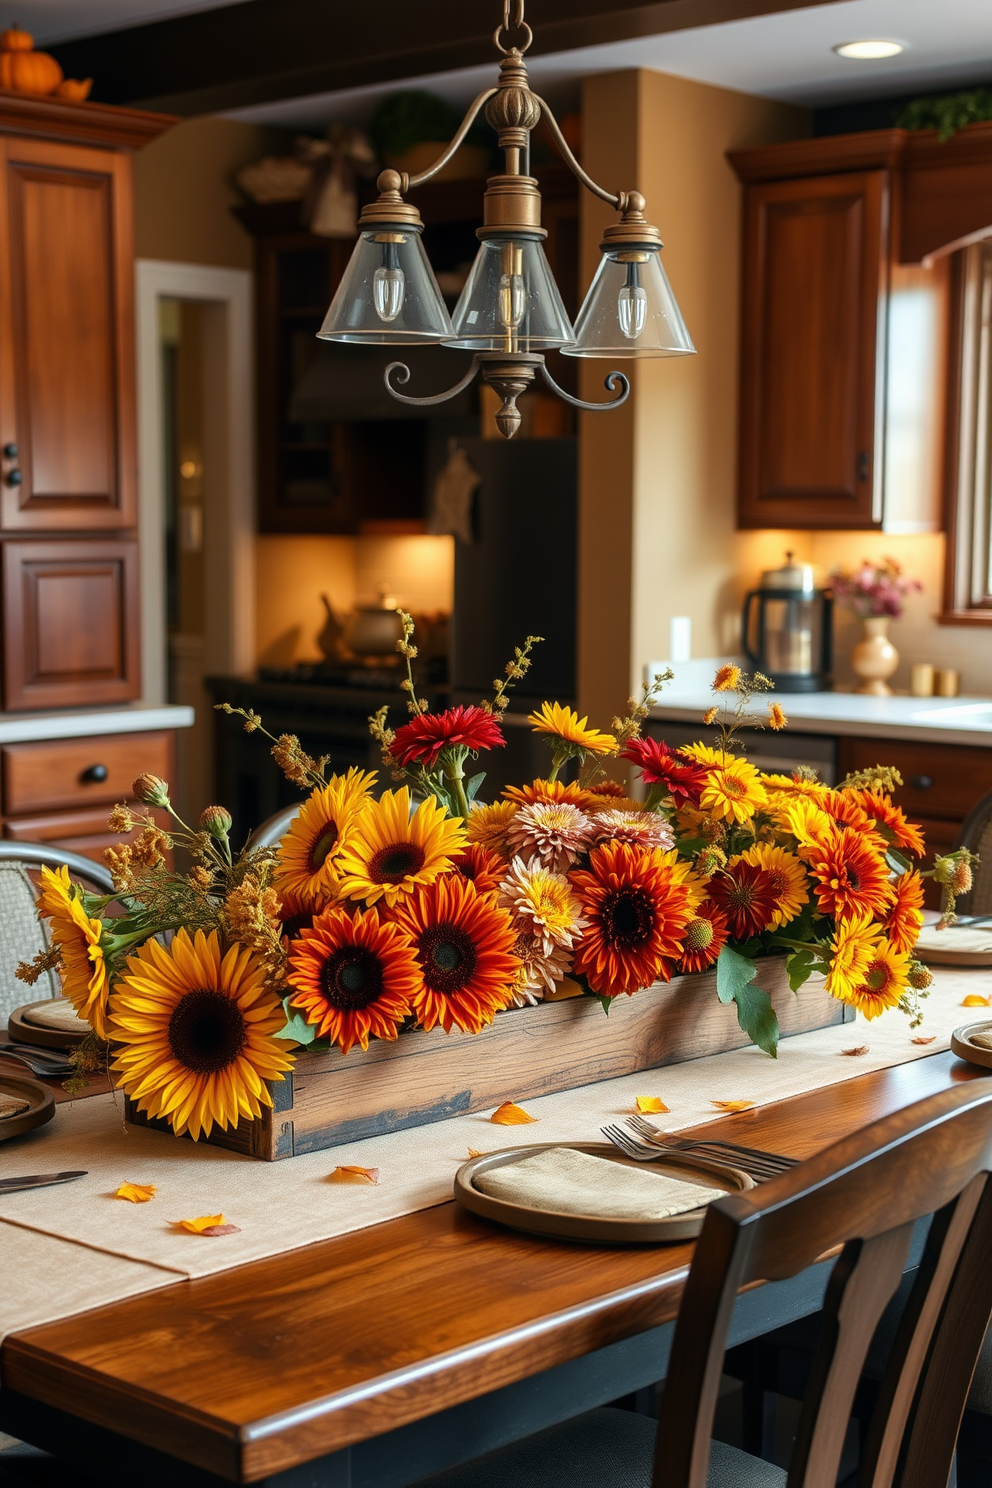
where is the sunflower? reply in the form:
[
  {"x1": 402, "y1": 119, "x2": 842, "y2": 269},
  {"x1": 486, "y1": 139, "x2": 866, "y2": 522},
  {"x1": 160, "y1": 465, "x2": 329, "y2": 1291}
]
[
  {"x1": 854, "y1": 790, "x2": 926, "y2": 857},
  {"x1": 447, "y1": 842, "x2": 505, "y2": 897},
  {"x1": 825, "y1": 913, "x2": 880, "y2": 999},
  {"x1": 805, "y1": 826, "x2": 893, "y2": 922},
  {"x1": 110, "y1": 929, "x2": 293, "y2": 1140},
  {"x1": 679, "y1": 899, "x2": 729, "y2": 973},
  {"x1": 274, "y1": 886, "x2": 317, "y2": 945},
  {"x1": 391, "y1": 876, "x2": 519, "y2": 1034},
  {"x1": 733, "y1": 843, "x2": 808, "y2": 929},
  {"x1": 700, "y1": 758, "x2": 768, "y2": 824},
  {"x1": 503, "y1": 779, "x2": 595, "y2": 809},
  {"x1": 505, "y1": 800, "x2": 595, "y2": 872},
  {"x1": 774, "y1": 794, "x2": 834, "y2": 851},
  {"x1": 336, "y1": 788, "x2": 465, "y2": 907},
  {"x1": 680, "y1": 741, "x2": 727, "y2": 766},
  {"x1": 274, "y1": 769, "x2": 376, "y2": 906},
  {"x1": 833, "y1": 937, "x2": 911, "y2": 1021},
  {"x1": 881, "y1": 869, "x2": 925, "y2": 954},
  {"x1": 286, "y1": 905, "x2": 419, "y2": 1053},
  {"x1": 570, "y1": 841, "x2": 696, "y2": 998},
  {"x1": 707, "y1": 861, "x2": 779, "y2": 940},
  {"x1": 762, "y1": 773, "x2": 827, "y2": 798},
  {"x1": 528, "y1": 702, "x2": 617, "y2": 757},
  {"x1": 36, "y1": 864, "x2": 111, "y2": 1039},
  {"x1": 818, "y1": 789, "x2": 876, "y2": 834},
  {"x1": 465, "y1": 799, "x2": 518, "y2": 854}
]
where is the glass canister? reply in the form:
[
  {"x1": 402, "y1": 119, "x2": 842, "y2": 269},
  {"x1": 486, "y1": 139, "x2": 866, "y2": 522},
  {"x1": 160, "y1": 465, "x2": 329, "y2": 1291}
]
[{"x1": 741, "y1": 553, "x2": 832, "y2": 692}]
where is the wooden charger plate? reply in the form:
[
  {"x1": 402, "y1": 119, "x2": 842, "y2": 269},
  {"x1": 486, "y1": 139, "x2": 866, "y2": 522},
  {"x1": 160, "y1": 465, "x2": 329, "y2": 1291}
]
[
  {"x1": 8, "y1": 1000, "x2": 87, "y2": 1051},
  {"x1": 950, "y1": 1021, "x2": 992, "y2": 1068},
  {"x1": 454, "y1": 1141, "x2": 754, "y2": 1245},
  {"x1": 0, "y1": 1073, "x2": 55, "y2": 1143}
]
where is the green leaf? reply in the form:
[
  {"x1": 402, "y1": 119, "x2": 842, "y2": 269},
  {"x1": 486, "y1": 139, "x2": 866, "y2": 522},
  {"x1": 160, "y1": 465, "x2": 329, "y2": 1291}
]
[
  {"x1": 598, "y1": 995, "x2": 613, "y2": 1016},
  {"x1": 716, "y1": 945, "x2": 779, "y2": 1056},
  {"x1": 716, "y1": 944, "x2": 757, "y2": 1005},
  {"x1": 786, "y1": 946, "x2": 817, "y2": 993},
  {"x1": 465, "y1": 771, "x2": 487, "y2": 802},
  {"x1": 275, "y1": 999, "x2": 316, "y2": 1045},
  {"x1": 886, "y1": 847, "x2": 912, "y2": 875},
  {"x1": 675, "y1": 835, "x2": 708, "y2": 856}
]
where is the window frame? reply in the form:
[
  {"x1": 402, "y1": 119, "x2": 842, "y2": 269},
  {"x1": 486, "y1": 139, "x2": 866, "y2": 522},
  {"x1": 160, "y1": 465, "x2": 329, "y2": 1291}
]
[{"x1": 942, "y1": 242, "x2": 992, "y2": 624}]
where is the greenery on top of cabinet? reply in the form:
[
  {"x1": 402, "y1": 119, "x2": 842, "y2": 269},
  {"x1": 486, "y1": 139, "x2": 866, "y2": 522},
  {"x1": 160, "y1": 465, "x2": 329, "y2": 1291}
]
[{"x1": 896, "y1": 87, "x2": 992, "y2": 142}]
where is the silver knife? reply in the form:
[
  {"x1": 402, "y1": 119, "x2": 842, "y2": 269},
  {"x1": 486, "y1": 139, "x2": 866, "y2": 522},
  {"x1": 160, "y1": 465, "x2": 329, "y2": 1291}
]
[{"x1": 0, "y1": 1170, "x2": 87, "y2": 1194}]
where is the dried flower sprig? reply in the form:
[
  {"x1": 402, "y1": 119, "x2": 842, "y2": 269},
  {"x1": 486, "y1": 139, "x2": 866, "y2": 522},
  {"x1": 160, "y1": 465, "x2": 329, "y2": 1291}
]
[{"x1": 215, "y1": 703, "x2": 328, "y2": 791}]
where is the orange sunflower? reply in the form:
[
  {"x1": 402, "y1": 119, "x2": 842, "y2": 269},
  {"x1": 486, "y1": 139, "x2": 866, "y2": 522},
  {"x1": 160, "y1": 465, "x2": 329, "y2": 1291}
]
[
  {"x1": 274, "y1": 769, "x2": 376, "y2": 907},
  {"x1": 391, "y1": 875, "x2": 520, "y2": 1034},
  {"x1": 819, "y1": 789, "x2": 875, "y2": 834},
  {"x1": 36, "y1": 864, "x2": 111, "y2": 1039},
  {"x1": 707, "y1": 861, "x2": 779, "y2": 940},
  {"x1": 679, "y1": 899, "x2": 729, "y2": 973},
  {"x1": 880, "y1": 869, "x2": 925, "y2": 954},
  {"x1": 447, "y1": 842, "x2": 505, "y2": 898},
  {"x1": 854, "y1": 790, "x2": 926, "y2": 857},
  {"x1": 805, "y1": 825, "x2": 893, "y2": 921},
  {"x1": 733, "y1": 843, "x2": 808, "y2": 929},
  {"x1": 833, "y1": 937, "x2": 911, "y2": 1020},
  {"x1": 569, "y1": 841, "x2": 697, "y2": 998},
  {"x1": 286, "y1": 905, "x2": 419, "y2": 1053},
  {"x1": 336, "y1": 787, "x2": 466, "y2": 907}
]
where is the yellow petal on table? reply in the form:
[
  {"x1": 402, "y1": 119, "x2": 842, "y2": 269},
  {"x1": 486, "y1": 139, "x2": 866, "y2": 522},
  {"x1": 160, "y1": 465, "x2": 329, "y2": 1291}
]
[
  {"x1": 711, "y1": 1100, "x2": 755, "y2": 1113},
  {"x1": 962, "y1": 995, "x2": 992, "y2": 1007},
  {"x1": 468, "y1": 1148, "x2": 487, "y2": 1158},
  {"x1": 841, "y1": 1046, "x2": 869, "y2": 1056},
  {"x1": 635, "y1": 1096, "x2": 670, "y2": 1115},
  {"x1": 911, "y1": 1035, "x2": 936, "y2": 1045},
  {"x1": 328, "y1": 1165, "x2": 379, "y2": 1185},
  {"x1": 114, "y1": 1182, "x2": 157, "y2": 1203},
  {"x1": 490, "y1": 1101, "x2": 537, "y2": 1125},
  {"x1": 171, "y1": 1214, "x2": 240, "y2": 1236}
]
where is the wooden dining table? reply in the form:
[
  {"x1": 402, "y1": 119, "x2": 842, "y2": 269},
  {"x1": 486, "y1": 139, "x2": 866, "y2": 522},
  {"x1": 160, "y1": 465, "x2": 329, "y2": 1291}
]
[{"x1": 0, "y1": 1049, "x2": 985, "y2": 1488}]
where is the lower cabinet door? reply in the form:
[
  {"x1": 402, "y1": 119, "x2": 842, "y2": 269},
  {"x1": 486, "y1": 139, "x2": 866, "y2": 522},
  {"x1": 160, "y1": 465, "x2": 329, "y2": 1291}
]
[{"x1": 1, "y1": 537, "x2": 140, "y2": 710}]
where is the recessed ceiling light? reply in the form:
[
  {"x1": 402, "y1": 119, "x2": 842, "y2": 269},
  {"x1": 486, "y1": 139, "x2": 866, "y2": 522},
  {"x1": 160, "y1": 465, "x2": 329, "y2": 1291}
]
[{"x1": 833, "y1": 39, "x2": 906, "y2": 60}]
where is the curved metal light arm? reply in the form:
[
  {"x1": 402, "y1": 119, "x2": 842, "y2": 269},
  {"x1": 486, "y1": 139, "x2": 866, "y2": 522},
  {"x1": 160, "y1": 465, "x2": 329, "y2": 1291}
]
[
  {"x1": 384, "y1": 358, "x2": 482, "y2": 407},
  {"x1": 540, "y1": 363, "x2": 630, "y2": 412},
  {"x1": 532, "y1": 93, "x2": 622, "y2": 208},
  {"x1": 405, "y1": 91, "x2": 499, "y2": 189}
]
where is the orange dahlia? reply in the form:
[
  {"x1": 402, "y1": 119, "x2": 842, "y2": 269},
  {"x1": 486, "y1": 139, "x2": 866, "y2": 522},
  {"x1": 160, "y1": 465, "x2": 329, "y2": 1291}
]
[
  {"x1": 569, "y1": 841, "x2": 696, "y2": 998},
  {"x1": 679, "y1": 899, "x2": 729, "y2": 973},
  {"x1": 287, "y1": 905, "x2": 419, "y2": 1054},
  {"x1": 503, "y1": 779, "x2": 595, "y2": 810},
  {"x1": 447, "y1": 842, "x2": 505, "y2": 897},
  {"x1": 806, "y1": 825, "x2": 893, "y2": 921},
  {"x1": 391, "y1": 875, "x2": 520, "y2": 1034},
  {"x1": 854, "y1": 790, "x2": 926, "y2": 857},
  {"x1": 707, "y1": 861, "x2": 779, "y2": 941},
  {"x1": 880, "y1": 869, "x2": 925, "y2": 954}
]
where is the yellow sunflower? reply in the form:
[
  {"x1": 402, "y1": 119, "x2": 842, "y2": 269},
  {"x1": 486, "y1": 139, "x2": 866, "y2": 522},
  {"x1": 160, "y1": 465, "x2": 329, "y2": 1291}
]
[
  {"x1": 274, "y1": 768, "x2": 376, "y2": 907},
  {"x1": 659, "y1": 848, "x2": 708, "y2": 913},
  {"x1": 336, "y1": 787, "x2": 466, "y2": 907},
  {"x1": 528, "y1": 702, "x2": 617, "y2": 757},
  {"x1": 36, "y1": 864, "x2": 111, "y2": 1039},
  {"x1": 825, "y1": 913, "x2": 880, "y2": 999},
  {"x1": 699, "y1": 758, "x2": 768, "y2": 824},
  {"x1": 680, "y1": 741, "x2": 727, "y2": 766},
  {"x1": 465, "y1": 799, "x2": 518, "y2": 854},
  {"x1": 734, "y1": 843, "x2": 808, "y2": 929},
  {"x1": 774, "y1": 794, "x2": 834, "y2": 851},
  {"x1": 110, "y1": 928, "x2": 292, "y2": 1140},
  {"x1": 834, "y1": 936, "x2": 911, "y2": 1021}
]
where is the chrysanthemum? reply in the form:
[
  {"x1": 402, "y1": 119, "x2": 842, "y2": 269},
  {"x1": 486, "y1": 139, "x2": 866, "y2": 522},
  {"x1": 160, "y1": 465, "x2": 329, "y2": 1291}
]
[
  {"x1": 528, "y1": 702, "x2": 617, "y2": 757},
  {"x1": 336, "y1": 788, "x2": 465, "y2": 907},
  {"x1": 853, "y1": 790, "x2": 926, "y2": 857},
  {"x1": 274, "y1": 769, "x2": 376, "y2": 906},
  {"x1": 110, "y1": 929, "x2": 293, "y2": 1139},
  {"x1": 619, "y1": 738, "x2": 711, "y2": 806},
  {"x1": 707, "y1": 861, "x2": 779, "y2": 940},
  {"x1": 286, "y1": 906, "x2": 419, "y2": 1053},
  {"x1": 503, "y1": 779, "x2": 594, "y2": 809},
  {"x1": 391, "y1": 876, "x2": 519, "y2": 1034},
  {"x1": 499, "y1": 856, "x2": 586, "y2": 955},
  {"x1": 390, "y1": 705, "x2": 505, "y2": 770},
  {"x1": 833, "y1": 937, "x2": 911, "y2": 1021},
  {"x1": 881, "y1": 869, "x2": 925, "y2": 954},
  {"x1": 569, "y1": 842, "x2": 696, "y2": 997},
  {"x1": 679, "y1": 899, "x2": 729, "y2": 973},
  {"x1": 825, "y1": 913, "x2": 880, "y2": 1000},
  {"x1": 700, "y1": 758, "x2": 768, "y2": 824},
  {"x1": 511, "y1": 932, "x2": 574, "y2": 1005},
  {"x1": 36, "y1": 865, "x2": 111, "y2": 1039},
  {"x1": 447, "y1": 842, "x2": 505, "y2": 898},
  {"x1": 591, "y1": 809, "x2": 675, "y2": 850},
  {"x1": 465, "y1": 799, "x2": 518, "y2": 855},
  {"x1": 505, "y1": 800, "x2": 595, "y2": 872},
  {"x1": 805, "y1": 826, "x2": 893, "y2": 922},
  {"x1": 734, "y1": 843, "x2": 808, "y2": 929}
]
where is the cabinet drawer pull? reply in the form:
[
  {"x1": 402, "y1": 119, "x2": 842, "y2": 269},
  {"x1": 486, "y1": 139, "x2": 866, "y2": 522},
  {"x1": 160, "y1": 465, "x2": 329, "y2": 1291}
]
[
  {"x1": 909, "y1": 773, "x2": 933, "y2": 790},
  {"x1": 80, "y1": 763, "x2": 109, "y2": 784},
  {"x1": 5, "y1": 468, "x2": 22, "y2": 486}
]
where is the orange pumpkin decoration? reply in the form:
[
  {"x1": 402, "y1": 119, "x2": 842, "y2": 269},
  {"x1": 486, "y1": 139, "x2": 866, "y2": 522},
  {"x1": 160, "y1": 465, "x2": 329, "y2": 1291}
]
[
  {"x1": 55, "y1": 78, "x2": 92, "y2": 102},
  {"x1": 0, "y1": 27, "x2": 63, "y2": 96}
]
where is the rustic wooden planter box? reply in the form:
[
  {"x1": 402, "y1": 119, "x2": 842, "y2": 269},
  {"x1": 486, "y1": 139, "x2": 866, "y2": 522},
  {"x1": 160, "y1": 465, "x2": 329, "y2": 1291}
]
[{"x1": 126, "y1": 958, "x2": 850, "y2": 1159}]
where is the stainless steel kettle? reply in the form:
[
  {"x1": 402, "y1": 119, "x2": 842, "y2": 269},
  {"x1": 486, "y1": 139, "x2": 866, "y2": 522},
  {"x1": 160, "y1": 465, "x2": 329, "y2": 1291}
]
[{"x1": 741, "y1": 553, "x2": 832, "y2": 692}]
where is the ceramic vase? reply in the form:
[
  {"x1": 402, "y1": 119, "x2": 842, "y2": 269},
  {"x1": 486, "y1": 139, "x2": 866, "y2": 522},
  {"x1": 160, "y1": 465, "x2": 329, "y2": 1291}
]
[{"x1": 852, "y1": 616, "x2": 899, "y2": 696}]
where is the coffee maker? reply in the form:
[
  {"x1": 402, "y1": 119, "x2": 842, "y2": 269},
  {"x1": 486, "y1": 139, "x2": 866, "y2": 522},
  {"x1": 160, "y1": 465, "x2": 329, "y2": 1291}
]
[{"x1": 741, "y1": 553, "x2": 832, "y2": 692}]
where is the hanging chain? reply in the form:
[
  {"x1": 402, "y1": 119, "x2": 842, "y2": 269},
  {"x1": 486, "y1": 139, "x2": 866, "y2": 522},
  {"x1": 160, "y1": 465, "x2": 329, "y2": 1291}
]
[{"x1": 494, "y1": 0, "x2": 532, "y2": 55}]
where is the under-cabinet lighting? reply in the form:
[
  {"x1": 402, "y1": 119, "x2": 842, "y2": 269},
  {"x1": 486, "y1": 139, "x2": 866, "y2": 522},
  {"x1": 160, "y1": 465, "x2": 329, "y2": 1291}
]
[{"x1": 833, "y1": 39, "x2": 905, "y2": 60}]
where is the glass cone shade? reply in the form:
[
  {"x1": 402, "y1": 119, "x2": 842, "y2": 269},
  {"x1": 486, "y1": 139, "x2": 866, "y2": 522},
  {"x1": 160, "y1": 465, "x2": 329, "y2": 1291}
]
[
  {"x1": 446, "y1": 237, "x2": 574, "y2": 351},
  {"x1": 318, "y1": 228, "x2": 452, "y2": 344},
  {"x1": 563, "y1": 247, "x2": 695, "y2": 358}
]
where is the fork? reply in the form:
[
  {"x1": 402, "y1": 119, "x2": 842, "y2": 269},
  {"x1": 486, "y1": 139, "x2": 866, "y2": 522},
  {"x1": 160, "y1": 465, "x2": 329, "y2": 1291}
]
[
  {"x1": 600, "y1": 1123, "x2": 794, "y2": 1182},
  {"x1": 627, "y1": 1113, "x2": 797, "y2": 1173}
]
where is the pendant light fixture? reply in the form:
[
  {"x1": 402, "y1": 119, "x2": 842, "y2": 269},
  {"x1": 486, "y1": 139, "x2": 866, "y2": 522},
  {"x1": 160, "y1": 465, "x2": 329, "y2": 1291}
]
[{"x1": 318, "y1": 0, "x2": 694, "y2": 437}]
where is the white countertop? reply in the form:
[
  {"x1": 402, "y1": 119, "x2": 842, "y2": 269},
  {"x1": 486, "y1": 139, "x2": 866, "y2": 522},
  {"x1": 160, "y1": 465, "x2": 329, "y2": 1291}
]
[
  {"x1": 647, "y1": 660, "x2": 992, "y2": 747},
  {"x1": 0, "y1": 702, "x2": 194, "y2": 746}
]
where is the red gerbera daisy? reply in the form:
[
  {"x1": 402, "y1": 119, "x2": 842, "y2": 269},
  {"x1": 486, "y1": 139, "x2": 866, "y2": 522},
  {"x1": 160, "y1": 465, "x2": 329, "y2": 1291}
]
[
  {"x1": 390, "y1": 704, "x2": 505, "y2": 771},
  {"x1": 707, "y1": 862, "x2": 778, "y2": 941},
  {"x1": 805, "y1": 825, "x2": 893, "y2": 922},
  {"x1": 569, "y1": 841, "x2": 697, "y2": 998},
  {"x1": 392, "y1": 875, "x2": 520, "y2": 1034},
  {"x1": 447, "y1": 841, "x2": 505, "y2": 898},
  {"x1": 679, "y1": 898, "x2": 730, "y2": 973},
  {"x1": 286, "y1": 905, "x2": 419, "y2": 1054},
  {"x1": 620, "y1": 737, "x2": 711, "y2": 806}
]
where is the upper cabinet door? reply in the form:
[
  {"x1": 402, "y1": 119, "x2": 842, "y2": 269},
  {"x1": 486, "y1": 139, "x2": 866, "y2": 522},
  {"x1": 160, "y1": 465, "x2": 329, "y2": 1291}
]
[
  {"x1": 738, "y1": 170, "x2": 888, "y2": 530},
  {"x1": 0, "y1": 136, "x2": 136, "y2": 531}
]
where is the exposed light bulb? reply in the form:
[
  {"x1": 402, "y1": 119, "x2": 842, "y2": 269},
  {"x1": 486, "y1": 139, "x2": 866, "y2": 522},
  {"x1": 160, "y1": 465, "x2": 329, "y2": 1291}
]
[
  {"x1": 373, "y1": 238, "x2": 405, "y2": 322},
  {"x1": 498, "y1": 273, "x2": 526, "y2": 329},
  {"x1": 617, "y1": 261, "x2": 647, "y2": 339}
]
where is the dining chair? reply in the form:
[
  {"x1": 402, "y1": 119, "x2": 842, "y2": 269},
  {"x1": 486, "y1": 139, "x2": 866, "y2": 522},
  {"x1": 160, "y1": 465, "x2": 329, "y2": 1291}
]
[
  {"x1": 953, "y1": 785, "x2": 992, "y2": 916},
  {"x1": 412, "y1": 1080, "x2": 992, "y2": 1488}
]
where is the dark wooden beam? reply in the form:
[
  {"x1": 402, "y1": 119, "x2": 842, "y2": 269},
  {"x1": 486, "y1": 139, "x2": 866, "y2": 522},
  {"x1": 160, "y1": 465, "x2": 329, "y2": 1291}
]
[{"x1": 49, "y1": 0, "x2": 830, "y2": 117}]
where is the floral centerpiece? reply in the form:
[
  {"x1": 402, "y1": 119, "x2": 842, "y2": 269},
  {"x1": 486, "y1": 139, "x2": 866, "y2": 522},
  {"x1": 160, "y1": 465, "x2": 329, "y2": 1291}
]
[{"x1": 19, "y1": 624, "x2": 972, "y2": 1146}]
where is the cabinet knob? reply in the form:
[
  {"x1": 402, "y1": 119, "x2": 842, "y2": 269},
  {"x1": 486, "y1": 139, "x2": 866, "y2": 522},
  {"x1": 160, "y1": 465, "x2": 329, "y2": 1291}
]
[
  {"x1": 2, "y1": 443, "x2": 17, "y2": 460},
  {"x1": 5, "y1": 468, "x2": 22, "y2": 486},
  {"x1": 908, "y1": 773, "x2": 933, "y2": 790},
  {"x1": 80, "y1": 763, "x2": 109, "y2": 784}
]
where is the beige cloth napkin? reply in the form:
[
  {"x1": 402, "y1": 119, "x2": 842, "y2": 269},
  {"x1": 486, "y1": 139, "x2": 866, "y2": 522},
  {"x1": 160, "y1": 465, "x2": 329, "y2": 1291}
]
[
  {"x1": 473, "y1": 1147, "x2": 724, "y2": 1220},
  {"x1": 916, "y1": 925, "x2": 992, "y2": 964},
  {"x1": 20, "y1": 998, "x2": 89, "y2": 1033}
]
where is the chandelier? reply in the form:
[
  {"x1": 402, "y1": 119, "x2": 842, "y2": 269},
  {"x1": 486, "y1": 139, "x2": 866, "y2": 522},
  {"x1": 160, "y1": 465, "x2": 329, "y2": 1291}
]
[{"x1": 317, "y1": 0, "x2": 695, "y2": 438}]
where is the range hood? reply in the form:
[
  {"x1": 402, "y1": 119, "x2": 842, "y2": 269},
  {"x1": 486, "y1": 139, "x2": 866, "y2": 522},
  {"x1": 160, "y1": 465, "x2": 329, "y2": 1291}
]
[{"x1": 289, "y1": 343, "x2": 477, "y2": 422}]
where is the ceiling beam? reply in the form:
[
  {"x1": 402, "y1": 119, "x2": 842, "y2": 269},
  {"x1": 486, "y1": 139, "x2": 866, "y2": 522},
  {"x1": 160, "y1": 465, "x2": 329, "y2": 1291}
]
[{"x1": 50, "y1": 0, "x2": 833, "y2": 116}]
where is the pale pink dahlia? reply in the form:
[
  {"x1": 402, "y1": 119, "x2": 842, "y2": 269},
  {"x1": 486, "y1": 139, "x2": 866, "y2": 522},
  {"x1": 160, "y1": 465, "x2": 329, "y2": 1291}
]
[
  {"x1": 590, "y1": 809, "x2": 674, "y2": 850},
  {"x1": 505, "y1": 801, "x2": 594, "y2": 873}
]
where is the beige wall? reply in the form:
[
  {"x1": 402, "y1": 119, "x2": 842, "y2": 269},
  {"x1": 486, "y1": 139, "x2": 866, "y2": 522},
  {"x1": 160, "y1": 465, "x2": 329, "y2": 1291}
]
[{"x1": 578, "y1": 71, "x2": 809, "y2": 722}]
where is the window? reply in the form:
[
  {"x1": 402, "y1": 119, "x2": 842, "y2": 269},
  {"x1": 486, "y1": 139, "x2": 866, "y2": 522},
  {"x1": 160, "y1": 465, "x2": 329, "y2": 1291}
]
[{"x1": 943, "y1": 243, "x2": 992, "y2": 622}]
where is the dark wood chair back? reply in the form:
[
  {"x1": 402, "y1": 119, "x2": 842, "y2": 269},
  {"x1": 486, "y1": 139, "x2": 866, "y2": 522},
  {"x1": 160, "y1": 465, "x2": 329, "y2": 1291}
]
[
  {"x1": 954, "y1": 785, "x2": 992, "y2": 915},
  {"x1": 656, "y1": 1081, "x2": 992, "y2": 1488}
]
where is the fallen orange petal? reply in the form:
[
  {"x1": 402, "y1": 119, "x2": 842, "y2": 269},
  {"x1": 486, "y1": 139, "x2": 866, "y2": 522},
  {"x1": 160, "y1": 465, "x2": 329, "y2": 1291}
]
[
  {"x1": 711, "y1": 1100, "x2": 755, "y2": 1112},
  {"x1": 328, "y1": 1166, "x2": 379, "y2": 1185},
  {"x1": 172, "y1": 1214, "x2": 229, "y2": 1235},
  {"x1": 115, "y1": 1182, "x2": 156, "y2": 1204},
  {"x1": 962, "y1": 995, "x2": 991, "y2": 1007},
  {"x1": 467, "y1": 1148, "x2": 486, "y2": 1158},
  {"x1": 841, "y1": 1046, "x2": 870, "y2": 1056},
  {"x1": 490, "y1": 1101, "x2": 537, "y2": 1125},
  {"x1": 911, "y1": 1035, "x2": 936, "y2": 1045},
  {"x1": 635, "y1": 1096, "x2": 670, "y2": 1114}
]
